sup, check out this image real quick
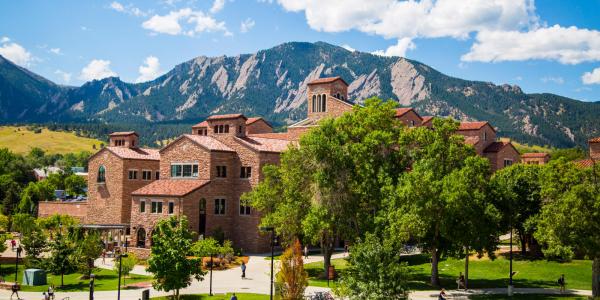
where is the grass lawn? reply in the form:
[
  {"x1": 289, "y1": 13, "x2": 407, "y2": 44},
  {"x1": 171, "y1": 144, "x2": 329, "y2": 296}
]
[
  {"x1": 469, "y1": 295, "x2": 587, "y2": 300},
  {"x1": 0, "y1": 264, "x2": 151, "y2": 292},
  {"x1": 151, "y1": 293, "x2": 269, "y2": 300},
  {"x1": 0, "y1": 126, "x2": 103, "y2": 154},
  {"x1": 304, "y1": 254, "x2": 593, "y2": 291}
]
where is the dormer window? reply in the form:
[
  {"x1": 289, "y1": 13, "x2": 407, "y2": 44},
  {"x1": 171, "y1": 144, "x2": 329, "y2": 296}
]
[{"x1": 97, "y1": 165, "x2": 106, "y2": 183}]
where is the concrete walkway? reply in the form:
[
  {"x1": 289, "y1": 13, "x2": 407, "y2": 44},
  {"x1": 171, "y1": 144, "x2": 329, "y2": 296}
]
[
  {"x1": 0, "y1": 252, "x2": 344, "y2": 300},
  {"x1": 409, "y1": 288, "x2": 592, "y2": 299}
]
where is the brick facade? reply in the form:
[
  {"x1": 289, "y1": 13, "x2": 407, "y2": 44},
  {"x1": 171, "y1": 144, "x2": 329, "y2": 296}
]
[
  {"x1": 521, "y1": 153, "x2": 550, "y2": 165},
  {"x1": 590, "y1": 139, "x2": 600, "y2": 160},
  {"x1": 38, "y1": 201, "x2": 88, "y2": 221}
]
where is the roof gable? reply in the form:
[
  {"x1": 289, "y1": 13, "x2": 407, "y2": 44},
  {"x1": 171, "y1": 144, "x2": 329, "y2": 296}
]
[
  {"x1": 458, "y1": 121, "x2": 496, "y2": 132},
  {"x1": 160, "y1": 134, "x2": 234, "y2": 153},
  {"x1": 307, "y1": 76, "x2": 349, "y2": 86},
  {"x1": 132, "y1": 179, "x2": 210, "y2": 197}
]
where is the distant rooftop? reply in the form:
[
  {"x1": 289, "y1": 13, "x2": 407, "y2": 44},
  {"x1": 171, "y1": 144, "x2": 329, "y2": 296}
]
[
  {"x1": 109, "y1": 131, "x2": 138, "y2": 136},
  {"x1": 307, "y1": 76, "x2": 348, "y2": 86}
]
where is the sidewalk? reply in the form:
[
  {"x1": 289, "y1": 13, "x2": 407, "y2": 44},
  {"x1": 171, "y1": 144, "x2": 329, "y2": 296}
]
[{"x1": 409, "y1": 288, "x2": 593, "y2": 299}]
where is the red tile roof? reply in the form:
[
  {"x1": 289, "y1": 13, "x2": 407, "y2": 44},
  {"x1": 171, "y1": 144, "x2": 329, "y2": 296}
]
[
  {"x1": 458, "y1": 121, "x2": 489, "y2": 131},
  {"x1": 307, "y1": 76, "x2": 349, "y2": 86},
  {"x1": 484, "y1": 141, "x2": 512, "y2": 153},
  {"x1": 236, "y1": 136, "x2": 292, "y2": 153},
  {"x1": 248, "y1": 132, "x2": 294, "y2": 140},
  {"x1": 575, "y1": 159, "x2": 596, "y2": 168},
  {"x1": 162, "y1": 134, "x2": 234, "y2": 152},
  {"x1": 192, "y1": 121, "x2": 208, "y2": 128},
  {"x1": 246, "y1": 117, "x2": 272, "y2": 127},
  {"x1": 395, "y1": 107, "x2": 414, "y2": 117},
  {"x1": 109, "y1": 131, "x2": 138, "y2": 136},
  {"x1": 132, "y1": 179, "x2": 210, "y2": 197},
  {"x1": 589, "y1": 137, "x2": 600, "y2": 143},
  {"x1": 206, "y1": 113, "x2": 247, "y2": 121},
  {"x1": 105, "y1": 147, "x2": 160, "y2": 160},
  {"x1": 521, "y1": 152, "x2": 550, "y2": 158},
  {"x1": 422, "y1": 116, "x2": 433, "y2": 124}
]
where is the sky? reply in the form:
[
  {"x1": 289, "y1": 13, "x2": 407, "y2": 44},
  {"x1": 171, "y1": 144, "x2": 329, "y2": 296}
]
[{"x1": 0, "y1": 0, "x2": 599, "y2": 102}]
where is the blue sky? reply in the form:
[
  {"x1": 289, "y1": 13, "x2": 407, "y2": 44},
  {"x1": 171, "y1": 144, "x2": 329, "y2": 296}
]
[{"x1": 1, "y1": 0, "x2": 599, "y2": 102}]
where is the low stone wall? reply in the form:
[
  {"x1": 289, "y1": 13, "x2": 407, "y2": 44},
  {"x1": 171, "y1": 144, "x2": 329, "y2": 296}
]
[
  {"x1": 128, "y1": 247, "x2": 151, "y2": 260},
  {"x1": 38, "y1": 201, "x2": 88, "y2": 221}
]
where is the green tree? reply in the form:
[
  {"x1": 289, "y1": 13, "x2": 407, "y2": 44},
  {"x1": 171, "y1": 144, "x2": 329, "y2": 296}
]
[
  {"x1": 64, "y1": 174, "x2": 87, "y2": 196},
  {"x1": 0, "y1": 174, "x2": 22, "y2": 215},
  {"x1": 192, "y1": 237, "x2": 222, "y2": 258},
  {"x1": 12, "y1": 213, "x2": 37, "y2": 234},
  {"x1": 442, "y1": 156, "x2": 500, "y2": 288},
  {"x1": 146, "y1": 216, "x2": 205, "y2": 300},
  {"x1": 245, "y1": 99, "x2": 409, "y2": 276},
  {"x1": 21, "y1": 229, "x2": 48, "y2": 268},
  {"x1": 77, "y1": 231, "x2": 103, "y2": 278},
  {"x1": 385, "y1": 118, "x2": 493, "y2": 286},
  {"x1": 535, "y1": 160, "x2": 600, "y2": 297},
  {"x1": 276, "y1": 239, "x2": 308, "y2": 300},
  {"x1": 18, "y1": 181, "x2": 55, "y2": 214},
  {"x1": 337, "y1": 234, "x2": 409, "y2": 299},
  {"x1": 490, "y1": 164, "x2": 543, "y2": 256},
  {"x1": 114, "y1": 252, "x2": 138, "y2": 286},
  {"x1": 48, "y1": 231, "x2": 77, "y2": 287}
]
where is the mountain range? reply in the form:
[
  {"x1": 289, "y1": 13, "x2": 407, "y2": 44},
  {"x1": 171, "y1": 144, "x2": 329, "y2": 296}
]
[{"x1": 1, "y1": 41, "x2": 599, "y2": 148}]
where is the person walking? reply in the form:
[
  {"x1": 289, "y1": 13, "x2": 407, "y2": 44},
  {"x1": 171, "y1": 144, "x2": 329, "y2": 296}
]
[
  {"x1": 42, "y1": 291, "x2": 49, "y2": 300},
  {"x1": 241, "y1": 261, "x2": 246, "y2": 279},
  {"x1": 558, "y1": 274, "x2": 566, "y2": 292},
  {"x1": 457, "y1": 272, "x2": 466, "y2": 290},
  {"x1": 438, "y1": 288, "x2": 447, "y2": 300},
  {"x1": 10, "y1": 283, "x2": 20, "y2": 300},
  {"x1": 304, "y1": 245, "x2": 309, "y2": 259},
  {"x1": 48, "y1": 284, "x2": 55, "y2": 300},
  {"x1": 102, "y1": 249, "x2": 106, "y2": 265},
  {"x1": 10, "y1": 239, "x2": 16, "y2": 251},
  {"x1": 230, "y1": 293, "x2": 238, "y2": 300}
]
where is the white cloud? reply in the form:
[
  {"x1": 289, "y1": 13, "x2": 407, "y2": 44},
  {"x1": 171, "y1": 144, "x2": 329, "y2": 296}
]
[
  {"x1": 582, "y1": 67, "x2": 600, "y2": 85},
  {"x1": 0, "y1": 40, "x2": 34, "y2": 67},
  {"x1": 110, "y1": 1, "x2": 147, "y2": 16},
  {"x1": 54, "y1": 70, "x2": 72, "y2": 84},
  {"x1": 462, "y1": 25, "x2": 600, "y2": 64},
  {"x1": 372, "y1": 38, "x2": 415, "y2": 57},
  {"x1": 210, "y1": 0, "x2": 226, "y2": 14},
  {"x1": 50, "y1": 48, "x2": 62, "y2": 55},
  {"x1": 276, "y1": 0, "x2": 537, "y2": 40},
  {"x1": 142, "y1": 8, "x2": 230, "y2": 36},
  {"x1": 541, "y1": 76, "x2": 564, "y2": 85},
  {"x1": 136, "y1": 56, "x2": 162, "y2": 83},
  {"x1": 240, "y1": 18, "x2": 255, "y2": 33},
  {"x1": 0, "y1": 37, "x2": 9, "y2": 43},
  {"x1": 79, "y1": 59, "x2": 117, "y2": 81},
  {"x1": 80, "y1": 26, "x2": 89, "y2": 31},
  {"x1": 341, "y1": 44, "x2": 355, "y2": 52}
]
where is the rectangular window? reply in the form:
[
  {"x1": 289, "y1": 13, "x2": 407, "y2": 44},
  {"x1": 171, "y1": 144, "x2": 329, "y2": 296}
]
[
  {"x1": 128, "y1": 170, "x2": 138, "y2": 180},
  {"x1": 216, "y1": 166, "x2": 227, "y2": 178},
  {"x1": 240, "y1": 166, "x2": 252, "y2": 178},
  {"x1": 155, "y1": 171, "x2": 160, "y2": 180},
  {"x1": 503, "y1": 159, "x2": 513, "y2": 167},
  {"x1": 170, "y1": 163, "x2": 199, "y2": 178},
  {"x1": 224, "y1": 125, "x2": 229, "y2": 133},
  {"x1": 214, "y1": 198, "x2": 226, "y2": 215},
  {"x1": 151, "y1": 201, "x2": 163, "y2": 214},
  {"x1": 142, "y1": 170, "x2": 152, "y2": 180},
  {"x1": 168, "y1": 202, "x2": 174, "y2": 214},
  {"x1": 239, "y1": 200, "x2": 251, "y2": 215},
  {"x1": 140, "y1": 200, "x2": 146, "y2": 213}
]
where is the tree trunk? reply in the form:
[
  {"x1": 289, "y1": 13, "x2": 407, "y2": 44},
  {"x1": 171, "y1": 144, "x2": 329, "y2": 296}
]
[
  {"x1": 593, "y1": 257, "x2": 599, "y2": 298},
  {"x1": 519, "y1": 232, "x2": 527, "y2": 256},
  {"x1": 322, "y1": 241, "x2": 333, "y2": 279},
  {"x1": 431, "y1": 247, "x2": 440, "y2": 287},
  {"x1": 176, "y1": 288, "x2": 180, "y2": 300},
  {"x1": 464, "y1": 247, "x2": 469, "y2": 290}
]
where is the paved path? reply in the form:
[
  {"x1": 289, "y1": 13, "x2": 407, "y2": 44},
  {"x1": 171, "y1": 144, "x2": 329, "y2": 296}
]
[
  {"x1": 0, "y1": 252, "x2": 346, "y2": 300},
  {"x1": 409, "y1": 288, "x2": 592, "y2": 299}
]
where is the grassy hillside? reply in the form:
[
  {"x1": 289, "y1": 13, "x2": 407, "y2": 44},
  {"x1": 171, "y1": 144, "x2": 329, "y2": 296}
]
[{"x1": 0, "y1": 126, "x2": 104, "y2": 154}]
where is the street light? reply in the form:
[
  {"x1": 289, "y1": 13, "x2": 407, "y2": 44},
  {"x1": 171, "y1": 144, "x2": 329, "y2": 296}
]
[
  {"x1": 15, "y1": 245, "x2": 22, "y2": 283},
  {"x1": 508, "y1": 201, "x2": 514, "y2": 296},
  {"x1": 209, "y1": 253, "x2": 214, "y2": 296},
  {"x1": 117, "y1": 238, "x2": 129, "y2": 300},
  {"x1": 260, "y1": 226, "x2": 275, "y2": 300},
  {"x1": 89, "y1": 273, "x2": 96, "y2": 300}
]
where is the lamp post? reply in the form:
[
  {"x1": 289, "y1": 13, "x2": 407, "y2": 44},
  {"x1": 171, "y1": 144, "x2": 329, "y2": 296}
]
[
  {"x1": 508, "y1": 202, "x2": 514, "y2": 296},
  {"x1": 209, "y1": 254, "x2": 213, "y2": 296},
  {"x1": 89, "y1": 273, "x2": 96, "y2": 300},
  {"x1": 15, "y1": 245, "x2": 22, "y2": 283},
  {"x1": 117, "y1": 239, "x2": 129, "y2": 300},
  {"x1": 261, "y1": 226, "x2": 275, "y2": 300}
]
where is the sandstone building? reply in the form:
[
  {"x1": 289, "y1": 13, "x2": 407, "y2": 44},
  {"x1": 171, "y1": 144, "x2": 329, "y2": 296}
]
[{"x1": 39, "y1": 76, "x2": 524, "y2": 254}]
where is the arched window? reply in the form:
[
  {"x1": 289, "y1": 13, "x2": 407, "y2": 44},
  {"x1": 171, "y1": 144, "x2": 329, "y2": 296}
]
[
  {"x1": 317, "y1": 95, "x2": 322, "y2": 112},
  {"x1": 136, "y1": 228, "x2": 146, "y2": 248},
  {"x1": 97, "y1": 165, "x2": 106, "y2": 183},
  {"x1": 321, "y1": 94, "x2": 327, "y2": 112},
  {"x1": 312, "y1": 95, "x2": 316, "y2": 112}
]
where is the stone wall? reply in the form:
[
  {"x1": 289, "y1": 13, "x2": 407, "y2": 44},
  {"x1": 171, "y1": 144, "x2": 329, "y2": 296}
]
[{"x1": 38, "y1": 201, "x2": 88, "y2": 221}]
